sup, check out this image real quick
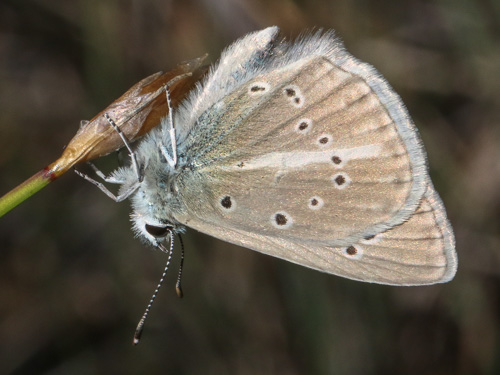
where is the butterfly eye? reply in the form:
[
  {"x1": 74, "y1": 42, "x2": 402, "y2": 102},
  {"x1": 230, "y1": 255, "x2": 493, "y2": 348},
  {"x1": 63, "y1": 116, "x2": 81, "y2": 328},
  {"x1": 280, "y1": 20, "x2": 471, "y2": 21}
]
[{"x1": 144, "y1": 224, "x2": 170, "y2": 238}]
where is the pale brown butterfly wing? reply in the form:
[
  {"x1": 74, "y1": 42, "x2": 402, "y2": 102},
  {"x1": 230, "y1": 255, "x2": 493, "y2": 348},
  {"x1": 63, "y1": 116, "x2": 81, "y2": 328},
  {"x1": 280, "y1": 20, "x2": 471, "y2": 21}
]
[
  {"x1": 176, "y1": 55, "x2": 426, "y2": 246},
  {"x1": 117, "y1": 28, "x2": 457, "y2": 285},
  {"x1": 327, "y1": 181, "x2": 457, "y2": 285},
  {"x1": 178, "y1": 181, "x2": 455, "y2": 285}
]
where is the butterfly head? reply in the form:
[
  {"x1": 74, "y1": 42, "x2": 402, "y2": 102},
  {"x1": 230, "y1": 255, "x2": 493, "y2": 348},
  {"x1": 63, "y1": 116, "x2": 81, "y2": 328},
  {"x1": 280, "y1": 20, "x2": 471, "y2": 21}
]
[
  {"x1": 131, "y1": 209, "x2": 175, "y2": 246},
  {"x1": 127, "y1": 154, "x2": 185, "y2": 246}
]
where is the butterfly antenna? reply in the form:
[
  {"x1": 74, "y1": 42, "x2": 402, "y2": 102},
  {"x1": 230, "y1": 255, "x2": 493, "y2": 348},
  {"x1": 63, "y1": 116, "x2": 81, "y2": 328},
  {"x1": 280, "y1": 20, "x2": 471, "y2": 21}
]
[
  {"x1": 104, "y1": 113, "x2": 143, "y2": 182},
  {"x1": 160, "y1": 85, "x2": 178, "y2": 168},
  {"x1": 133, "y1": 230, "x2": 174, "y2": 345},
  {"x1": 175, "y1": 233, "x2": 185, "y2": 298}
]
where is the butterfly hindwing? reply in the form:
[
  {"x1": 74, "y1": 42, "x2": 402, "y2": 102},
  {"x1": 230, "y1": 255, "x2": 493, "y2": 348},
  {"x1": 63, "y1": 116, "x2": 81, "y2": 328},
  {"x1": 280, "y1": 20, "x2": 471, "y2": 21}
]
[{"x1": 177, "y1": 181, "x2": 455, "y2": 285}]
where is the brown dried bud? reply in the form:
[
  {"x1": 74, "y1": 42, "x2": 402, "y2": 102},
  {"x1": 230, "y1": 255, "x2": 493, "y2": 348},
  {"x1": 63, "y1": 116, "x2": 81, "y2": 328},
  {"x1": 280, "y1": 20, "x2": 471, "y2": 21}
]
[{"x1": 48, "y1": 56, "x2": 207, "y2": 176}]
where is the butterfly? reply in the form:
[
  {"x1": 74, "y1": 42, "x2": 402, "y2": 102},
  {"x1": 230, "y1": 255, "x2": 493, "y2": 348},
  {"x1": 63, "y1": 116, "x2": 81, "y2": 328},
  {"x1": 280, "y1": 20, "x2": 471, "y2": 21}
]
[{"x1": 82, "y1": 26, "x2": 457, "y2": 288}]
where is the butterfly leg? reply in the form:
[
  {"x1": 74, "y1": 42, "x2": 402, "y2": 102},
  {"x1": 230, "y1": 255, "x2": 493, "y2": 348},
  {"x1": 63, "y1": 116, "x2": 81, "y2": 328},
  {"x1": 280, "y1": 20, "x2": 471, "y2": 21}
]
[
  {"x1": 86, "y1": 162, "x2": 125, "y2": 184},
  {"x1": 74, "y1": 169, "x2": 138, "y2": 202},
  {"x1": 74, "y1": 112, "x2": 145, "y2": 201},
  {"x1": 104, "y1": 113, "x2": 143, "y2": 182},
  {"x1": 160, "y1": 85, "x2": 178, "y2": 168}
]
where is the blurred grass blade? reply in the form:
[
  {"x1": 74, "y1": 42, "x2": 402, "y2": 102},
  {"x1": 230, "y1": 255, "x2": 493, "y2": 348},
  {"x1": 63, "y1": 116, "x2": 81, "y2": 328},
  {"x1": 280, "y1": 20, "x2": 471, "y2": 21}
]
[{"x1": 0, "y1": 56, "x2": 207, "y2": 218}]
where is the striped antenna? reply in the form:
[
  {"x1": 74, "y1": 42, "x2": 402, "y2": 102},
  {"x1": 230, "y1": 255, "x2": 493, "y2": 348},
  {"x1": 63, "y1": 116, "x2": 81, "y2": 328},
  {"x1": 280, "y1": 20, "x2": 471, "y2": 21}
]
[
  {"x1": 133, "y1": 230, "x2": 175, "y2": 345},
  {"x1": 175, "y1": 233, "x2": 185, "y2": 298}
]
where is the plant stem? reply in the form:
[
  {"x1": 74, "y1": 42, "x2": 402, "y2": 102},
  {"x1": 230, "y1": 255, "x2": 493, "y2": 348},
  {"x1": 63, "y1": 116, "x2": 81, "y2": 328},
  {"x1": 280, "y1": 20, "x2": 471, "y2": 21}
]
[{"x1": 0, "y1": 168, "x2": 58, "y2": 217}]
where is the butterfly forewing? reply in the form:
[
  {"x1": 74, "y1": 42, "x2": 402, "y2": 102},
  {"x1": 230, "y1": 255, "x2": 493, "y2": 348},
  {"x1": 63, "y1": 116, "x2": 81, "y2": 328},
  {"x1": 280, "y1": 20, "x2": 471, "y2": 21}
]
[{"x1": 177, "y1": 57, "x2": 423, "y2": 245}]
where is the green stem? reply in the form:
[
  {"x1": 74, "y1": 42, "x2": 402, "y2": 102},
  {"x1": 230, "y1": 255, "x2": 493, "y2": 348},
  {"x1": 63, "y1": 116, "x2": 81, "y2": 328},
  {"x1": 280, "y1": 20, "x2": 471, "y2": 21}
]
[{"x1": 0, "y1": 168, "x2": 57, "y2": 217}]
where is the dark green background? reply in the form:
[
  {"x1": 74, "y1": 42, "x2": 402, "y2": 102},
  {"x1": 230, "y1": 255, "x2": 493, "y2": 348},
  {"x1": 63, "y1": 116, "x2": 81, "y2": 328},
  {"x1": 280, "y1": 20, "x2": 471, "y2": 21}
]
[{"x1": 1, "y1": 0, "x2": 499, "y2": 374}]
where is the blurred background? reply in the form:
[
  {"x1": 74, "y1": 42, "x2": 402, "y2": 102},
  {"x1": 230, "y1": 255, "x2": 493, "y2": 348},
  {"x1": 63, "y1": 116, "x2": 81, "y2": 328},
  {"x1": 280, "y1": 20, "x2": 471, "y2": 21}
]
[{"x1": 1, "y1": 0, "x2": 499, "y2": 374}]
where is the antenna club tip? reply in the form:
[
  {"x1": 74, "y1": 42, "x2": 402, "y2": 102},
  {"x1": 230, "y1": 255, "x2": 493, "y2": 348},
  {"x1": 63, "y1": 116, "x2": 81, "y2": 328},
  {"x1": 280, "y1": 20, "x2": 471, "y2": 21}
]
[
  {"x1": 133, "y1": 326, "x2": 143, "y2": 345},
  {"x1": 176, "y1": 286, "x2": 183, "y2": 298}
]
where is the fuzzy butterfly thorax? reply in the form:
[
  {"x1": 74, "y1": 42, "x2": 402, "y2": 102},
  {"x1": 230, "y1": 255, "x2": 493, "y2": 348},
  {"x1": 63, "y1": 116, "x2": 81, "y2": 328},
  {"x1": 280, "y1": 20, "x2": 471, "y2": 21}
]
[
  {"x1": 108, "y1": 133, "x2": 182, "y2": 244},
  {"x1": 105, "y1": 26, "x2": 456, "y2": 286}
]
